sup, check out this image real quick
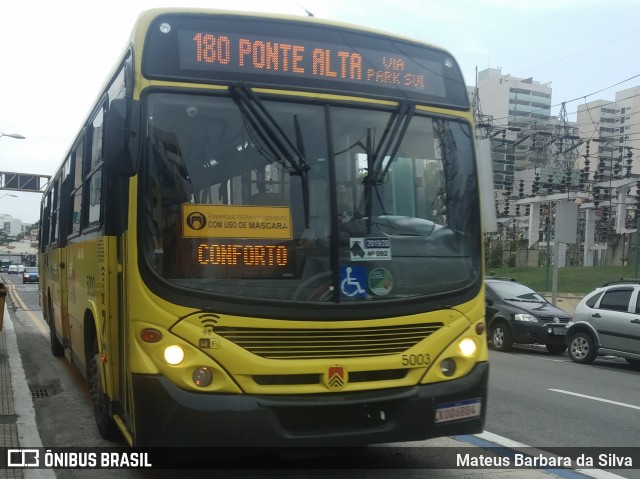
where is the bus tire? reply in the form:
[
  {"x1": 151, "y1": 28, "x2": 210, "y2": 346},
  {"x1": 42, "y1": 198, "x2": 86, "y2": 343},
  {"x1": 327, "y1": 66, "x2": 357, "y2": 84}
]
[
  {"x1": 48, "y1": 296, "x2": 64, "y2": 357},
  {"x1": 88, "y1": 340, "x2": 121, "y2": 441}
]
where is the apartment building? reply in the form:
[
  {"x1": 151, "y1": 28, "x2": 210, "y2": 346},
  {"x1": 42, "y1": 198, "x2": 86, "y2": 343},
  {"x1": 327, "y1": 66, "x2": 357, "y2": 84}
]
[
  {"x1": 577, "y1": 86, "x2": 640, "y2": 177},
  {"x1": 476, "y1": 68, "x2": 553, "y2": 191}
]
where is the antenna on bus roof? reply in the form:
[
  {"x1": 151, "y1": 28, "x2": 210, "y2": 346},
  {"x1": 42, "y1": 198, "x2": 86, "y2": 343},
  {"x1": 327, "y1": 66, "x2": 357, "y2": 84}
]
[{"x1": 293, "y1": 1, "x2": 314, "y2": 16}]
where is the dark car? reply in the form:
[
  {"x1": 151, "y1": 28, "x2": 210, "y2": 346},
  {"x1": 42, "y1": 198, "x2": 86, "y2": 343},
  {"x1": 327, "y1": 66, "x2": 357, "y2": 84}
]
[
  {"x1": 22, "y1": 267, "x2": 39, "y2": 284},
  {"x1": 485, "y1": 277, "x2": 571, "y2": 354}
]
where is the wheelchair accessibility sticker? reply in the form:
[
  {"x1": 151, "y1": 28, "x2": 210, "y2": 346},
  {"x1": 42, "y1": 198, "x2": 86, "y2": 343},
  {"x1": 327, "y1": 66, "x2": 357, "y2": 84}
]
[{"x1": 339, "y1": 265, "x2": 368, "y2": 298}]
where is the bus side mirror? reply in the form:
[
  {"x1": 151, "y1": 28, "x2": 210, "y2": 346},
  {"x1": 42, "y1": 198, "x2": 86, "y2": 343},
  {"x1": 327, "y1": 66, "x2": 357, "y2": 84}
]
[{"x1": 104, "y1": 98, "x2": 140, "y2": 176}]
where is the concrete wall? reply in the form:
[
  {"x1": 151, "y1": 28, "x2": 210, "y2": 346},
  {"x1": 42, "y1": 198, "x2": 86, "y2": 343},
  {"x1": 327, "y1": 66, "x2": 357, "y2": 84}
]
[{"x1": 542, "y1": 293, "x2": 583, "y2": 315}]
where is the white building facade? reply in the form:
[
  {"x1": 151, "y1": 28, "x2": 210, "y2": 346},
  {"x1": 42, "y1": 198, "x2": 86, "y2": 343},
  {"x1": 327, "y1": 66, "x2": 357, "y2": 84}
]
[{"x1": 476, "y1": 68, "x2": 553, "y2": 191}]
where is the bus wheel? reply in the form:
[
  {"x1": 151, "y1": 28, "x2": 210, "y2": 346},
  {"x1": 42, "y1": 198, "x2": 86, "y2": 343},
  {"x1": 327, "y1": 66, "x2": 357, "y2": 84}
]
[
  {"x1": 48, "y1": 297, "x2": 64, "y2": 357},
  {"x1": 88, "y1": 342, "x2": 121, "y2": 440}
]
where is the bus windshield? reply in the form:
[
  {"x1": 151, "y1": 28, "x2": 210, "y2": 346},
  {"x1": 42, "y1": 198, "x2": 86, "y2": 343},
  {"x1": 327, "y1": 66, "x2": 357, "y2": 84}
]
[{"x1": 140, "y1": 89, "x2": 480, "y2": 303}]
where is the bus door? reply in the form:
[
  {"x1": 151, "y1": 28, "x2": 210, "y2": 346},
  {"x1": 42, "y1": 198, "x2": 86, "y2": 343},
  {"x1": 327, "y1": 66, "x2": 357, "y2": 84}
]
[{"x1": 48, "y1": 171, "x2": 73, "y2": 358}]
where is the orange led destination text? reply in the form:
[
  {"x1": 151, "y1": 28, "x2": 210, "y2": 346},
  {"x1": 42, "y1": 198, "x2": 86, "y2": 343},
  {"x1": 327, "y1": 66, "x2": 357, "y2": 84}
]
[
  {"x1": 191, "y1": 33, "x2": 425, "y2": 88},
  {"x1": 198, "y1": 243, "x2": 289, "y2": 267}
]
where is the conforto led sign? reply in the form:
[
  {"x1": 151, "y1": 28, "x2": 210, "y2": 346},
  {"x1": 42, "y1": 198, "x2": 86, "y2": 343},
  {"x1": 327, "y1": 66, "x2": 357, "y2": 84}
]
[{"x1": 197, "y1": 243, "x2": 288, "y2": 267}]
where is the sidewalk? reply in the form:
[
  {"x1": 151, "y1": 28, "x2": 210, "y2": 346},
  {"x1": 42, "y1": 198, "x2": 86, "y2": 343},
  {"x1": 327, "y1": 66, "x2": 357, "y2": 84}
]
[
  {"x1": 1, "y1": 297, "x2": 26, "y2": 479},
  {"x1": 1, "y1": 293, "x2": 52, "y2": 479}
]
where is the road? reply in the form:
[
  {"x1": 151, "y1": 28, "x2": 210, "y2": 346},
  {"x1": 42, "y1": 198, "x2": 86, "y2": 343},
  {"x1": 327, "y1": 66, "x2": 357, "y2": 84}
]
[
  {"x1": 4, "y1": 273, "x2": 639, "y2": 478},
  {"x1": 486, "y1": 345, "x2": 640, "y2": 450}
]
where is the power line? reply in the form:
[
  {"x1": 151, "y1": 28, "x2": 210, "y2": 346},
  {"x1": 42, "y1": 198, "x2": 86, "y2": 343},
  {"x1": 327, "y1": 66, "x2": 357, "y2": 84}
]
[
  {"x1": 514, "y1": 27, "x2": 640, "y2": 79},
  {"x1": 487, "y1": 73, "x2": 640, "y2": 125}
]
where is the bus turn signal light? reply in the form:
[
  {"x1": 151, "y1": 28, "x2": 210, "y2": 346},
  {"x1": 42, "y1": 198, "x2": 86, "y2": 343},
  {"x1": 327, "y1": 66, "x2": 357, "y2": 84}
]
[{"x1": 141, "y1": 328, "x2": 163, "y2": 343}]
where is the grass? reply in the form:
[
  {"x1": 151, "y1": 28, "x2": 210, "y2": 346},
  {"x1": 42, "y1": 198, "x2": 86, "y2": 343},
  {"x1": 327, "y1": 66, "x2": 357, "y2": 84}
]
[{"x1": 485, "y1": 266, "x2": 639, "y2": 295}]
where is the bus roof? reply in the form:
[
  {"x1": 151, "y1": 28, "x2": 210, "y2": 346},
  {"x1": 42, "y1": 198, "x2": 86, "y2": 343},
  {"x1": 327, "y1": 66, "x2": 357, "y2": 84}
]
[{"x1": 131, "y1": 8, "x2": 452, "y2": 57}]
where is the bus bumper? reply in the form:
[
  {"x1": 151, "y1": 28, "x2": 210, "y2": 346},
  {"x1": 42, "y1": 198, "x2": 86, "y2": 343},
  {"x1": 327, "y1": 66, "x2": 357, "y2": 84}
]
[{"x1": 131, "y1": 361, "x2": 488, "y2": 447}]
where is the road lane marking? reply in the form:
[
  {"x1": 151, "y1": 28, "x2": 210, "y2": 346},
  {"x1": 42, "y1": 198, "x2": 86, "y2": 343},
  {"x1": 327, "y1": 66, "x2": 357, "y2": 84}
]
[
  {"x1": 5, "y1": 280, "x2": 50, "y2": 340},
  {"x1": 550, "y1": 389, "x2": 640, "y2": 410},
  {"x1": 468, "y1": 432, "x2": 628, "y2": 479},
  {"x1": 520, "y1": 354, "x2": 570, "y2": 363}
]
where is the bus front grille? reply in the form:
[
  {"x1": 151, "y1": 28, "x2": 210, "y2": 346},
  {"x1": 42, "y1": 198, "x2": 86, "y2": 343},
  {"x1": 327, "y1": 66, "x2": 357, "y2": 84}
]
[{"x1": 214, "y1": 322, "x2": 443, "y2": 359}]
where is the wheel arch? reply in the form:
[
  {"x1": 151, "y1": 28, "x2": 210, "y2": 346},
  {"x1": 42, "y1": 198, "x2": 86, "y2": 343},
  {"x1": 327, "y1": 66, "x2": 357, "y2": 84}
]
[
  {"x1": 83, "y1": 307, "x2": 99, "y2": 368},
  {"x1": 43, "y1": 288, "x2": 51, "y2": 324},
  {"x1": 567, "y1": 322, "x2": 600, "y2": 347},
  {"x1": 488, "y1": 315, "x2": 510, "y2": 331}
]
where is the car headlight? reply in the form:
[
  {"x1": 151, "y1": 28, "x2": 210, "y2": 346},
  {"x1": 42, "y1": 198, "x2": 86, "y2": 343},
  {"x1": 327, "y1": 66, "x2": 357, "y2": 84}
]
[{"x1": 514, "y1": 313, "x2": 538, "y2": 322}]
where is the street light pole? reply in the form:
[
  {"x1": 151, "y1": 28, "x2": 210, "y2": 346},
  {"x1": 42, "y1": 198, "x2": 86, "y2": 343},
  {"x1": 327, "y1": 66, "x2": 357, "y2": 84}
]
[{"x1": 0, "y1": 132, "x2": 26, "y2": 140}]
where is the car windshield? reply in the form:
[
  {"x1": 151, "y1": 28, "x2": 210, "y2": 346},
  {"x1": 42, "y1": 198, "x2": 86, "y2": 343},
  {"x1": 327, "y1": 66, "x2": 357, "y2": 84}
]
[
  {"x1": 139, "y1": 91, "x2": 481, "y2": 304},
  {"x1": 25, "y1": 267, "x2": 38, "y2": 273},
  {"x1": 489, "y1": 281, "x2": 546, "y2": 303}
]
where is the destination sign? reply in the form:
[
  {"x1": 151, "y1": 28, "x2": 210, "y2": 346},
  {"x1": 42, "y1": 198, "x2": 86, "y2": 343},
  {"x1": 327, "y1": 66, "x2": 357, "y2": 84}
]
[
  {"x1": 143, "y1": 14, "x2": 469, "y2": 107},
  {"x1": 180, "y1": 30, "x2": 428, "y2": 93}
]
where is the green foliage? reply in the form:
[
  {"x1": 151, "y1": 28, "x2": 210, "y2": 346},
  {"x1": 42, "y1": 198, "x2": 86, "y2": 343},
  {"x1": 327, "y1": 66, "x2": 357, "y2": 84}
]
[
  {"x1": 484, "y1": 235, "x2": 506, "y2": 268},
  {"x1": 485, "y1": 266, "x2": 638, "y2": 294}
]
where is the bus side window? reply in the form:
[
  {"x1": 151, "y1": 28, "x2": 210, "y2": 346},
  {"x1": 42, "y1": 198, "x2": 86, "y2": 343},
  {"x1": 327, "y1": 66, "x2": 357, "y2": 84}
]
[{"x1": 87, "y1": 107, "x2": 105, "y2": 228}]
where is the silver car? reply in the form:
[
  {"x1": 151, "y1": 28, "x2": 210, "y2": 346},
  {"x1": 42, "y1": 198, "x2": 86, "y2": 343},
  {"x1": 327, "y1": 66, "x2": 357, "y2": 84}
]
[{"x1": 566, "y1": 280, "x2": 640, "y2": 366}]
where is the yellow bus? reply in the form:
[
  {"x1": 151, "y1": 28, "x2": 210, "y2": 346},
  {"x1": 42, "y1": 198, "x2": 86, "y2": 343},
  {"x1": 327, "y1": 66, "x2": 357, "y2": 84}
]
[{"x1": 40, "y1": 8, "x2": 488, "y2": 448}]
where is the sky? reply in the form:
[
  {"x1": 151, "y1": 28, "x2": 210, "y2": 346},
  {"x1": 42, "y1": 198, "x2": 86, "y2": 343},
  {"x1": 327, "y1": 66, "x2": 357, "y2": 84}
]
[{"x1": 1, "y1": 0, "x2": 639, "y2": 224}]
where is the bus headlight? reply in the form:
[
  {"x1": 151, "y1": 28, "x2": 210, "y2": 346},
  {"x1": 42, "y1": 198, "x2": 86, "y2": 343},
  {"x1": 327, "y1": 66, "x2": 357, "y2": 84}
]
[
  {"x1": 192, "y1": 367, "x2": 213, "y2": 387},
  {"x1": 459, "y1": 338, "x2": 477, "y2": 357},
  {"x1": 164, "y1": 345, "x2": 185, "y2": 365}
]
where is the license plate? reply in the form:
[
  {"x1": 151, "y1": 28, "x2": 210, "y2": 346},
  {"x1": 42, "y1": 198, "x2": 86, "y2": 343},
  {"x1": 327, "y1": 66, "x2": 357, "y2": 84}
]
[
  {"x1": 553, "y1": 328, "x2": 566, "y2": 335},
  {"x1": 435, "y1": 398, "x2": 481, "y2": 423}
]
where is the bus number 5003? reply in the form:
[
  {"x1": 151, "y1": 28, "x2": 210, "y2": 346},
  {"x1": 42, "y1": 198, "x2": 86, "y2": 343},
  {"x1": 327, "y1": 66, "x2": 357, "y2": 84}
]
[{"x1": 401, "y1": 354, "x2": 430, "y2": 366}]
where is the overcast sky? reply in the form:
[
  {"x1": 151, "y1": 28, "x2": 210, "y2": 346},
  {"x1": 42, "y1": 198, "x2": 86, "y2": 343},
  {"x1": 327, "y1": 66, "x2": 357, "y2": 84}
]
[{"x1": 1, "y1": 0, "x2": 639, "y2": 224}]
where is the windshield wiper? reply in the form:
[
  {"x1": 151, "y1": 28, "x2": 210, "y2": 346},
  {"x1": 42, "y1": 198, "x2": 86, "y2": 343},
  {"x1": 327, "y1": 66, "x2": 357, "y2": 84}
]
[
  {"x1": 229, "y1": 84, "x2": 311, "y2": 227},
  {"x1": 504, "y1": 298, "x2": 542, "y2": 303},
  {"x1": 363, "y1": 102, "x2": 415, "y2": 228}
]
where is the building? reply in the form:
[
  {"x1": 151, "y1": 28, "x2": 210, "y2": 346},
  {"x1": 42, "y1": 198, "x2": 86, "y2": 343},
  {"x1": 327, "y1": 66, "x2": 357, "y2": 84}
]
[
  {"x1": 575, "y1": 86, "x2": 640, "y2": 265},
  {"x1": 475, "y1": 68, "x2": 553, "y2": 192},
  {"x1": 0, "y1": 213, "x2": 26, "y2": 237},
  {"x1": 577, "y1": 86, "x2": 640, "y2": 177}
]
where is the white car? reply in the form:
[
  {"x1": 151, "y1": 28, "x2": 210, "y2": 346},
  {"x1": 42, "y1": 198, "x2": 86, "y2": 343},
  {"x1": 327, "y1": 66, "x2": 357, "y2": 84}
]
[
  {"x1": 566, "y1": 279, "x2": 640, "y2": 366},
  {"x1": 8, "y1": 265, "x2": 18, "y2": 274}
]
